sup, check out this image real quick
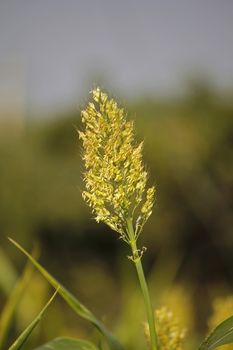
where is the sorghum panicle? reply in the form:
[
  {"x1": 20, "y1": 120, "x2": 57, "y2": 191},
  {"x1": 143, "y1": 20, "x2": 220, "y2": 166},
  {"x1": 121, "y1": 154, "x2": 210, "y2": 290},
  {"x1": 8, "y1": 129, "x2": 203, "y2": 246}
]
[
  {"x1": 79, "y1": 87, "x2": 155, "y2": 243},
  {"x1": 144, "y1": 306, "x2": 186, "y2": 350}
]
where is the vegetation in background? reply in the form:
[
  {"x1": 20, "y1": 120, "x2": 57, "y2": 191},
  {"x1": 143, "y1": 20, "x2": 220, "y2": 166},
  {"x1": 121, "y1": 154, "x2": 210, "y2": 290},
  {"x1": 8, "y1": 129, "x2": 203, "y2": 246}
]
[{"x1": 0, "y1": 83, "x2": 233, "y2": 348}]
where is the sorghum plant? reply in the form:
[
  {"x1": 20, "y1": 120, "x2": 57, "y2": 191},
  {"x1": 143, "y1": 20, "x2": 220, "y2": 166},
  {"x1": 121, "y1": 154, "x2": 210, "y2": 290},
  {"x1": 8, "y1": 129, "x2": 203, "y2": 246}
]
[{"x1": 79, "y1": 87, "x2": 157, "y2": 350}]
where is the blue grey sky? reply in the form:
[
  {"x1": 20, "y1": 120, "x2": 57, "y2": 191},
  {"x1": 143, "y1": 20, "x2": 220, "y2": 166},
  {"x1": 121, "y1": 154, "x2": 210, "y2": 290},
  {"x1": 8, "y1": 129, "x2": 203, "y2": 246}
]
[{"x1": 0, "y1": 0, "x2": 233, "y2": 110}]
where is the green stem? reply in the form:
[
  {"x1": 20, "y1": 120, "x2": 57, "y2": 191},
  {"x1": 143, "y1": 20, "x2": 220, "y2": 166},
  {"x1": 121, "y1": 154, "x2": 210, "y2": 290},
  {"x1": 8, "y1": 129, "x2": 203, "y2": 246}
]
[{"x1": 126, "y1": 218, "x2": 158, "y2": 350}]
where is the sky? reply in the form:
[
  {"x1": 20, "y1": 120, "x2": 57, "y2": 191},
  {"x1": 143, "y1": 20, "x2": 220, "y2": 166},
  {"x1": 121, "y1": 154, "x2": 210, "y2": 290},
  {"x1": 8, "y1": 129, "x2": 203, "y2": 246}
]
[{"x1": 0, "y1": 0, "x2": 233, "y2": 112}]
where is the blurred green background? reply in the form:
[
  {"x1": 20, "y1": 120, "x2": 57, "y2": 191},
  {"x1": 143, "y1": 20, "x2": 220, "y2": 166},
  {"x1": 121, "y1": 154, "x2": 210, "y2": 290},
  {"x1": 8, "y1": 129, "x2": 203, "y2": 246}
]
[
  {"x1": 1, "y1": 1, "x2": 233, "y2": 349},
  {"x1": 1, "y1": 82, "x2": 233, "y2": 349}
]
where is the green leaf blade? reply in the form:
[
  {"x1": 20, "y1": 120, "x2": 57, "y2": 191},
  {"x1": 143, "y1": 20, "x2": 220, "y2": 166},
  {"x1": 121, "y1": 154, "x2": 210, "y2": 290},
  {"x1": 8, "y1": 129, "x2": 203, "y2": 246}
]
[
  {"x1": 8, "y1": 289, "x2": 58, "y2": 350},
  {"x1": 9, "y1": 238, "x2": 124, "y2": 350},
  {"x1": 199, "y1": 315, "x2": 233, "y2": 350}
]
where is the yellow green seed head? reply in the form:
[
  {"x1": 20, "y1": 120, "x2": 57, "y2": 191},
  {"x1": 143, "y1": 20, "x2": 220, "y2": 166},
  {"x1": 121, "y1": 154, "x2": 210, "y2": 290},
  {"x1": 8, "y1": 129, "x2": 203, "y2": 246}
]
[
  {"x1": 144, "y1": 306, "x2": 186, "y2": 350},
  {"x1": 79, "y1": 87, "x2": 155, "y2": 242}
]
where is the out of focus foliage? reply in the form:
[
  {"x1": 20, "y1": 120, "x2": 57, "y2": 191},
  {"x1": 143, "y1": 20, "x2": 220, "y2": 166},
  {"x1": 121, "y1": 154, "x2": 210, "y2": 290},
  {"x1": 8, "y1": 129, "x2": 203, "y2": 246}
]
[{"x1": 0, "y1": 83, "x2": 233, "y2": 349}]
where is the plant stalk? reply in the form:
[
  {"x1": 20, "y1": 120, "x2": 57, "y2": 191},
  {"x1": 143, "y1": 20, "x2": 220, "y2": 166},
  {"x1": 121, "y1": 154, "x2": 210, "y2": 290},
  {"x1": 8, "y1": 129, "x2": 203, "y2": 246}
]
[{"x1": 126, "y1": 218, "x2": 158, "y2": 350}]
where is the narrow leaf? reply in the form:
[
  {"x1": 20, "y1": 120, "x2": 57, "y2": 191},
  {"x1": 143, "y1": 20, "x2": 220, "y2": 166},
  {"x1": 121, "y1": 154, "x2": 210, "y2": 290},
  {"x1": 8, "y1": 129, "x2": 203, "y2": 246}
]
[
  {"x1": 8, "y1": 289, "x2": 58, "y2": 350},
  {"x1": 34, "y1": 337, "x2": 98, "y2": 350},
  {"x1": 9, "y1": 238, "x2": 124, "y2": 350},
  {"x1": 199, "y1": 315, "x2": 233, "y2": 350}
]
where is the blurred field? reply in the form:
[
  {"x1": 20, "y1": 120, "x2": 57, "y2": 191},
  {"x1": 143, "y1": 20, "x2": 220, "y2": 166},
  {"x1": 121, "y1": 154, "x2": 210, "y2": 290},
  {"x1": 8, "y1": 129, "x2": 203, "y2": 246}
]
[{"x1": 0, "y1": 83, "x2": 233, "y2": 349}]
